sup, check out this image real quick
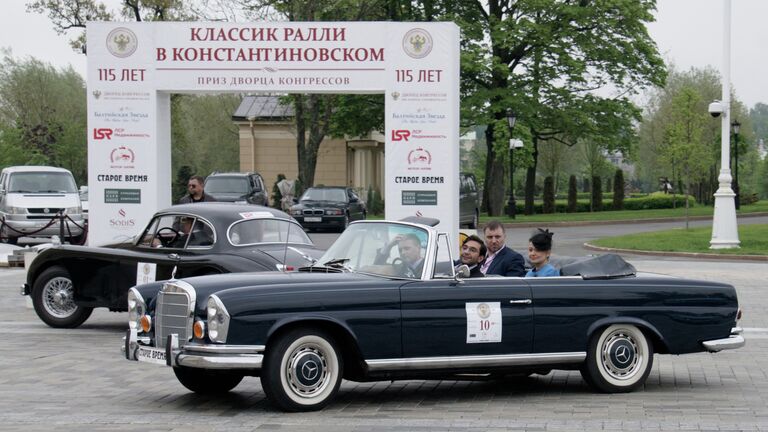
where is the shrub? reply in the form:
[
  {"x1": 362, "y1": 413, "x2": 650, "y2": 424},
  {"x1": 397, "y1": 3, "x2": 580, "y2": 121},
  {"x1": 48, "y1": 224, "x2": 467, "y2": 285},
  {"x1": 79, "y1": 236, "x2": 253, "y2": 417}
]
[
  {"x1": 543, "y1": 176, "x2": 555, "y2": 213},
  {"x1": 567, "y1": 175, "x2": 577, "y2": 213},
  {"x1": 591, "y1": 176, "x2": 603, "y2": 211},
  {"x1": 367, "y1": 187, "x2": 384, "y2": 215},
  {"x1": 613, "y1": 169, "x2": 625, "y2": 210}
]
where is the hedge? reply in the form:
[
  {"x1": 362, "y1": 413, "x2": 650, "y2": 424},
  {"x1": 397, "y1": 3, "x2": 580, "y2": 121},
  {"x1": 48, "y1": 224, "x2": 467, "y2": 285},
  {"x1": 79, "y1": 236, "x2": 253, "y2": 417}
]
[{"x1": 517, "y1": 192, "x2": 696, "y2": 214}]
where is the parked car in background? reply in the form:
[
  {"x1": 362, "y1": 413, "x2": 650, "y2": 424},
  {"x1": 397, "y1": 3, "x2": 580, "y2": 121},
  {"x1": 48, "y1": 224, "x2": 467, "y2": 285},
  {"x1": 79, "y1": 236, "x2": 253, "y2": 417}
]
[
  {"x1": 204, "y1": 172, "x2": 269, "y2": 206},
  {"x1": 290, "y1": 186, "x2": 366, "y2": 232},
  {"x1": 124, "y1": 217, "x2": 743, "y2": 412},
  {"x1": 459, "y1": 172, "x2": 480, "y2": 229},
  {"x1": 0, "y1": 166, "x2": 85, "y2": 244},
  {"x1": 21, "y1": 203, "x2": 322, "y2": 329}
]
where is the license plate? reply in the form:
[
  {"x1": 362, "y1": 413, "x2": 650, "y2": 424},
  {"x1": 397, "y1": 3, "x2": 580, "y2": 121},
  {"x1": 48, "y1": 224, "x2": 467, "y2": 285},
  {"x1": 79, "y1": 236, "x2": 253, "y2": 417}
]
[
  {"x1": 137, "y1": 346, "x2": 167, "y2": 365},
  {"x1": 304, "y1": 217, "x2": 322, "y2": 222}
]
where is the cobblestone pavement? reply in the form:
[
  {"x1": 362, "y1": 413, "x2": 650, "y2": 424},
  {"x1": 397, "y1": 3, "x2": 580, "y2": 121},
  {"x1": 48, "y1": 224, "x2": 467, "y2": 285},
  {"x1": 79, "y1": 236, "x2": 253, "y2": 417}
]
[{"x1": 1, "y1": 260, "x2": 767, "y2": 432}]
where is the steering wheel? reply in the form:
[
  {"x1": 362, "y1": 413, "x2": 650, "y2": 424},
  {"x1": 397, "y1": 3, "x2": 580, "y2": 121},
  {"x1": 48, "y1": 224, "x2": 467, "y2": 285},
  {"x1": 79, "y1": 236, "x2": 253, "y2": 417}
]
[
  {"x1": 155, "y1": 227, "x2": 181, "y2": 247},
  {"x1": 391, "y1": 257, "x2": 408, "y2": 277}
]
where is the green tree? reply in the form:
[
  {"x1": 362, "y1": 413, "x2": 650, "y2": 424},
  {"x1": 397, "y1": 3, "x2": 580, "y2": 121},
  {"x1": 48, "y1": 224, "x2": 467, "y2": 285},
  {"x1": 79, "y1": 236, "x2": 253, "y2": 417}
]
[
  {"x1": 660, "y1": 86, "x2": 711, "y2": 228},
  {"x1": 450, "y1": 0, "x2": 664, "y2": 215},
  {"x1": 591, "y1": 175, "x2": 602, "y2": 212},
  {"x1": 0, "y1": 53, "x2": 87, "y2": 184},
  {"x1": 542, "y1": 176, "x2": 554, "y2": 214}
]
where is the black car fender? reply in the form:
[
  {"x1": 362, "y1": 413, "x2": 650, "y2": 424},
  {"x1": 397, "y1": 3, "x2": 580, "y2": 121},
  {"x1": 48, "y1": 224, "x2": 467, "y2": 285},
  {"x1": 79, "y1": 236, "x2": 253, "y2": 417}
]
[{"x1": 584, "y1": 316, "x2": 669, "y2": 354}]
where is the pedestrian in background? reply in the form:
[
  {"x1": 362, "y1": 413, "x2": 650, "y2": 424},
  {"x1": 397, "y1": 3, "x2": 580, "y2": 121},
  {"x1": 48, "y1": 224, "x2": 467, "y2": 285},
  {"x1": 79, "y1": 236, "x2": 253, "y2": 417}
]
[{"x1": 178, "y1": 175, "x2": 216, "y2": 204}]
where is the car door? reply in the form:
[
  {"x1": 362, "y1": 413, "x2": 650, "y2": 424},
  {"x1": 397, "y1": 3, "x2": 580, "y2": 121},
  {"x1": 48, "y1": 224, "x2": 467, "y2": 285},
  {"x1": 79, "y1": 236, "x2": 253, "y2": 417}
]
[{"x1": 400, "y1": 233, "x2": 534, "y2": 357}]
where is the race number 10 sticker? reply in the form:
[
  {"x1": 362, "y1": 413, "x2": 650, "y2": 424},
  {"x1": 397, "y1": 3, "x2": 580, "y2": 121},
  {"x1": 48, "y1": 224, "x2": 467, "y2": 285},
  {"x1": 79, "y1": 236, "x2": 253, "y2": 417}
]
[{"x1": 466, "y1": 302, "x2": 502, "y2": 343}]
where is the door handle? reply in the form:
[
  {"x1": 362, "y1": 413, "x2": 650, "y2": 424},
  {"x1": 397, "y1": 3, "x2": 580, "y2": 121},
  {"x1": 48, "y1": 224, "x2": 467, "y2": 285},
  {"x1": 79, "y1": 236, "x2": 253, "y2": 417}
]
[
  {"x1": 168, "y1": 253, "x2": 180, "y2": 260},
  {"x1": 509, "y1": 299, "x2": 532, "y2": 305}
]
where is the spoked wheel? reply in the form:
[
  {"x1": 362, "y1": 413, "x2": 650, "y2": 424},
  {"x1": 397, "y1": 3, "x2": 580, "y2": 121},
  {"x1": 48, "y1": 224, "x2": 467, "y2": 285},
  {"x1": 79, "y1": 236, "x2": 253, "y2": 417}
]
[
  {"x1": 580, "y1": 324, "x2": 654, "y2": 393},
  {"x1": 32, "y1": 266, "x2": 92, "y2": 328},
  {"x1": 261, "y1": 328, "x2": 343, "y2": 412}
]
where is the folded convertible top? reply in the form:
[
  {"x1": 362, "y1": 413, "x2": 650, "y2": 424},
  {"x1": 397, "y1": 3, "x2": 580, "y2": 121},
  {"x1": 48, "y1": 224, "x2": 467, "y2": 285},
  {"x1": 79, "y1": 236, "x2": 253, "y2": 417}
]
[{"x1": 558, "y1": 254, "x2": 637, "y2": 279}]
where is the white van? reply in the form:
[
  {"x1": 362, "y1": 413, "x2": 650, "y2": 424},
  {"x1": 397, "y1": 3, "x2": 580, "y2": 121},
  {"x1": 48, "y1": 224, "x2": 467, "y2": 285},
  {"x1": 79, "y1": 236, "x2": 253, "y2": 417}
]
[{"x1": 0, "y1": 166, "x2": 85, "y2": 244}]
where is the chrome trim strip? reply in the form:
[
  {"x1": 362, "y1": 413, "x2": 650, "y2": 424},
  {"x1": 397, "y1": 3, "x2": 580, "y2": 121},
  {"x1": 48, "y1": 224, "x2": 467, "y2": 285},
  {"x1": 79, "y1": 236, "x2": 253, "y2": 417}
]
[
  {"x1": 365, "y1": 352, "x2": 586, "y2": 372},
  {"x1": 182, "y1": 344, "x2": 265, "y2": 354},
  {"x1": 702, "y1": 335, "x2": 746, "y2": 352},
  {"x1": 176, "y1": 353, "x2": 263, "y2": 369},
  {"x1": 732, "y1": 326, "x2": 743, "y2": 334}
]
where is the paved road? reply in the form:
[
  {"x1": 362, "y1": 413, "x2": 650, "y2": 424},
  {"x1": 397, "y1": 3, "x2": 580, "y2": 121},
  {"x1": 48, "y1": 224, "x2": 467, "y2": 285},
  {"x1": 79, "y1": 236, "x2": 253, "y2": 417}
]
[{"x1": 1, "y1": 257, "x2": 767, "y2": 431}]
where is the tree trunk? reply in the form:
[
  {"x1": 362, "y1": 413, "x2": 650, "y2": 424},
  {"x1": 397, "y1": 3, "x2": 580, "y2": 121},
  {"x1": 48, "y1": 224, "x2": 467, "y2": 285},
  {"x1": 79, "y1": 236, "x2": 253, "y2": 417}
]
[
  {"x1": 524, "y1": 136, "x2": 539, "y2": 215},
  {"x1": 483, "y1": 125, "x2": 506, "y2": 216}
]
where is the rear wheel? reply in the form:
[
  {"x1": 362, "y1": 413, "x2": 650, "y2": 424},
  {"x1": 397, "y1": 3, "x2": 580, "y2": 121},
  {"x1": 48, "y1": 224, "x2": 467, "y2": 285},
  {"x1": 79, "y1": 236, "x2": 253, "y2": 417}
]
[
  {"x1": 580, "y1": 324, "x2": 653, "y2": 393},
  {"x1": 32, "y1": 266, "x2": 93, "y2": 328},
  {"x1": 173, "y1": 366, "x2": 243, "y2": 394},
  {"x1": 261, "y1": 328, "x2": 343, "y2": 412}
]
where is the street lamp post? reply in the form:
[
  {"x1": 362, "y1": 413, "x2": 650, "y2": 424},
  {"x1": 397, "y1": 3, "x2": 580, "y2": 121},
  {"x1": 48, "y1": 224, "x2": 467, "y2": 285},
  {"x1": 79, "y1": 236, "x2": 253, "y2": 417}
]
[
  {"x1": 506, "y1": 111, "x2": 517, "y2": 218},
  {"x1": 731, "y1": 120, "x2": 741, "y2": 210},
  {"x1": 709, "y1": 0, "x2": 740, "y2": 249}
]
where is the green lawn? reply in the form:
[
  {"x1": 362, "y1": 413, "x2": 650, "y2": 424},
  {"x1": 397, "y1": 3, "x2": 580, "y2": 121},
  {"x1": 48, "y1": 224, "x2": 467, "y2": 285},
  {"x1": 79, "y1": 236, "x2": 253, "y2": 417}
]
[
  {"x1": 591, "y1": 224, "x2": 768, "y2": 255},
  {"x1": 479, "y1": 201, "x2": 768, "y2": 224}
]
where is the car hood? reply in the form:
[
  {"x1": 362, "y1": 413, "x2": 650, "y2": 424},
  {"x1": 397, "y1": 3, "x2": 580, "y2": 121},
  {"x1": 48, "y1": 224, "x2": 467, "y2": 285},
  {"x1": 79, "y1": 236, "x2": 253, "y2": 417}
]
[
  {"x1": 176, "y1": 271, "x2": 383, "y2": 315},
  {"x1": 294, "y1": 200, "x2": 345, "y2": 208}
]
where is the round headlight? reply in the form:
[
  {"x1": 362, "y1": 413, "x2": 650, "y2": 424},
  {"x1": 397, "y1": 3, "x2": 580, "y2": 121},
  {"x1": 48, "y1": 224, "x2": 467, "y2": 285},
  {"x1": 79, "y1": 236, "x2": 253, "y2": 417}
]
[
  {"x1": 206, "y1": 295, "x2": 230, "y2": 343},
  {"x1": 127, "y1": 288, "x2": 147, "y2": 331}
]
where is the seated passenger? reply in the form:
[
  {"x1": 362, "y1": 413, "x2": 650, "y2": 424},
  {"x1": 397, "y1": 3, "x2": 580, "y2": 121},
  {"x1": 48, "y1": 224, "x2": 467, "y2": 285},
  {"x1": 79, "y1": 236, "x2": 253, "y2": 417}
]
[
  {"x1": 454, "y1": 234, "x2": 486, "y2": 278},
  {"x1": 375, "y1": 233, "x2": 424, "y2": 277},
  {"x1": 525, "y1": 229, "x2": 559, "y2": 278},
  {"x1": 481, "y1": 220, "x2": 525, "y2": 276}
]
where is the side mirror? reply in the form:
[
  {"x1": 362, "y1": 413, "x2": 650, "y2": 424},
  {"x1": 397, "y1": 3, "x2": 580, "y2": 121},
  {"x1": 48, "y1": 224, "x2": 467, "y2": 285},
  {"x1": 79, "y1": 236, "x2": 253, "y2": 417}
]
[
  {"x1": 349, "y1": 196, "x2": 358, "y2": 203},
  {"x1": 455, "y1": 264, "x2": 470, "y2": 279},
  {"x1": 292, "y1": 197, "x2": 298, "y2": 204}
]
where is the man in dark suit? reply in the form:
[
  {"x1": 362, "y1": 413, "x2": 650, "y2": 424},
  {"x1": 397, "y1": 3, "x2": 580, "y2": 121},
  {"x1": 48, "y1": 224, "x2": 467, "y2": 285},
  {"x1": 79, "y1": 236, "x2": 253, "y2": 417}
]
[
  {"x1": 480, "y1": 220, "x2": 525, "y2": 277},
  {"x1": 454, "y1": 234, "x2": 486, "y2": 278}
]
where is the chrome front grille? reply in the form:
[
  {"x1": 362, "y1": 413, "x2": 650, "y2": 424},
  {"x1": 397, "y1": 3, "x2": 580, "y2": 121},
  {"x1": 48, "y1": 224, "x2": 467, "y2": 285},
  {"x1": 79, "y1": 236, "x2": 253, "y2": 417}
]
[
  {"x1": 303, "y1": 209, "x2": 323, "y2": 215},
  {"x1": 155, "y1": 281, "x2": 196, "y2": 348}
]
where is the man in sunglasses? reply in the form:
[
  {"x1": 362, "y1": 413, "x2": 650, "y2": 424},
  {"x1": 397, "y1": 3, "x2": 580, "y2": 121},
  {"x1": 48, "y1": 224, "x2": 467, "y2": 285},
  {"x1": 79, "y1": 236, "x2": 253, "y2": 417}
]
[{"x1": 178, "y1": 175, "x2": 217, "y2": 204}]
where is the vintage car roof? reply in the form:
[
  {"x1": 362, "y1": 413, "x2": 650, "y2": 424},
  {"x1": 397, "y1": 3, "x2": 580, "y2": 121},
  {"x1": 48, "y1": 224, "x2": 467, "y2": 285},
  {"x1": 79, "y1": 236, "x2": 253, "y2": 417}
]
[
  {"x1": 558, "y1": 254, "x2": 637, "y2": 279},
  {"x1": 156, "y1": 203, "x2": 293, "y2": 222}
]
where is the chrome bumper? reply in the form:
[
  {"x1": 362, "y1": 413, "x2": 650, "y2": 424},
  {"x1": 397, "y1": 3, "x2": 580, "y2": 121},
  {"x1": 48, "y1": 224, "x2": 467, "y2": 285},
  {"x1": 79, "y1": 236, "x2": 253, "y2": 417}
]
[
  {"x1": 122, "y1": 329, "x2": 264, "y2": 370},
  {"x1": 702, "y1": 327, "x2": 745, "y2": 352}
]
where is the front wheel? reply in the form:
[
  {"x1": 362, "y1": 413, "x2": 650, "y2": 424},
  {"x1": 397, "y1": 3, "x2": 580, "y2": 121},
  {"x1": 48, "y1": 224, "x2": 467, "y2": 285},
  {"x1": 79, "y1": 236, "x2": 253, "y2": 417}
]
[
  {"x1": 32, "y1": 266, "x2": 93, "y2": 328},
  {"x1": 173, "y1": 366, "x2": 243, "y2": 394},
  {"x1": 261, "y1": 328, "x2": 343, "y2": 412},
  {"x1": 580, "y1": 324, "x2": 654, "y2": 393}
]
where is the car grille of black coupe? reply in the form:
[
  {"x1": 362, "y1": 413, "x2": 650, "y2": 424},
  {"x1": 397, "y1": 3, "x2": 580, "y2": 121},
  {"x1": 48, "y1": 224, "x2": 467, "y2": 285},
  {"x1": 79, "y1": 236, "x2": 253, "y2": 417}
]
[{"x1": 155, "y1": 281, "x2": 196, "y2": 348}]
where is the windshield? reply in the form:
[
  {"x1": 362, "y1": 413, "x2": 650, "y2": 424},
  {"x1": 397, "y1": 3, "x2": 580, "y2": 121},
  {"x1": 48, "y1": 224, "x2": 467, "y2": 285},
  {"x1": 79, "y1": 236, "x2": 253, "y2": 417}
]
[
  {"x1": 205, "y1": 176, "x2": 249, "y2": 194},
  {"x1": 300, "y1": 188, "x2": 346, "y2": 202},
  {"x1": 316, "y1": 222, "x2": 429, "y2": 279},
  {"x1": 8, "y1": 172, "x2": 78, "y2": 193},
  {"x1": 228, "y1": 218, "x2": 312, "y2": 245}
]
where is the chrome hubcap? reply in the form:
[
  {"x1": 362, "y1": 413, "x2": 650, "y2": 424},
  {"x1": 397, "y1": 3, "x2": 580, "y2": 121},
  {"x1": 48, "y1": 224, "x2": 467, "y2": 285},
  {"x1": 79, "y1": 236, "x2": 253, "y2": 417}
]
[
  {"x1": 601, "y1": 330, "x2": 641, "y2": 380},
  {"x1": 42, "y1": 277, "x2": 77, "y2": 318},
  {"x1": 286, "y1": 343, "x2": 329, "y2": 398}
]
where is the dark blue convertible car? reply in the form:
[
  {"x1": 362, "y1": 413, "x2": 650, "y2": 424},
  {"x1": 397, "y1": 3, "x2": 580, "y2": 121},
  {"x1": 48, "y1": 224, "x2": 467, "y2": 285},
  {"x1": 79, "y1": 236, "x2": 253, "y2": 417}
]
[{"x1": 124, "y1": 218, "x2": 744, "y2": 412}]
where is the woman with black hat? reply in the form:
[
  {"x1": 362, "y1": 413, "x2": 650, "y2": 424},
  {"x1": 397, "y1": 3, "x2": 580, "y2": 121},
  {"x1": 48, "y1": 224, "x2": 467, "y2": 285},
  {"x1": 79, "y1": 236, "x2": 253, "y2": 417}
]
[{"x1": 525, "y1": 229, "x2": 559, "y2": 277}]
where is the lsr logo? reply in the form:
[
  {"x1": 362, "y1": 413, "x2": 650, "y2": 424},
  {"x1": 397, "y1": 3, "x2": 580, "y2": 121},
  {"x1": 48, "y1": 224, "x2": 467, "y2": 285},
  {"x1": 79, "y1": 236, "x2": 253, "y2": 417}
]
[
  {"x1": 391, "y1": 129, "x2": 411, "y2": 141},
  {"x1": 93, "y1": 128, "x2": 113, "y2": 140}
]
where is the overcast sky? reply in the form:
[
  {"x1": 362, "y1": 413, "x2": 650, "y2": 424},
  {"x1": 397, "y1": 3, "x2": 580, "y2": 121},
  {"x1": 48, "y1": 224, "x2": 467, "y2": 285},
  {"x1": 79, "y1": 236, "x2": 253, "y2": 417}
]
[{"x1": 2, "y1": 0, "x2": 767, "y2": 109}]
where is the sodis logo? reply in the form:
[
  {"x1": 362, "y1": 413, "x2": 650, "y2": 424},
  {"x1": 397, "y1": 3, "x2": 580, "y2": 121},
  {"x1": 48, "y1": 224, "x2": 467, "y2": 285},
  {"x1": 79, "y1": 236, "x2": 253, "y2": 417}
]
[
  {"x1": 110, "y1": 208, "x2": 136, "y2": 229},
  {"x1": 391, "y1": 130, "x2": 411, "y2": 141},
  {"x1": 93, "y1": 128, "x2": 113, "y2": 140}
]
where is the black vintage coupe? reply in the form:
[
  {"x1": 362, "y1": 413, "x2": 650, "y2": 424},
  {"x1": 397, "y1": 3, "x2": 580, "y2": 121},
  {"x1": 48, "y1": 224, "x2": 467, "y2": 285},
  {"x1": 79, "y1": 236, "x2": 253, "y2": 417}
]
[
  {"x1": 124, "y1": 218, "x2": 744, "y2": 412},
  {"x1": 22, "y1": 203, "x2": 322, "y2": 329}
]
